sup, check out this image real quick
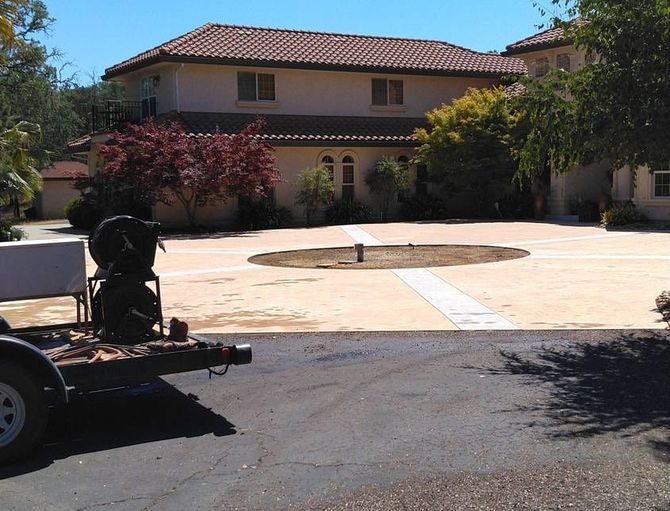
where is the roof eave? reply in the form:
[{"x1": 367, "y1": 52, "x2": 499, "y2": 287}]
[
  {"x1": 502, "y1": 39, "x2": 573, "y2": 56},
  {"x1": 103, "y1": 55, "x2": 525, "y2": 81}
]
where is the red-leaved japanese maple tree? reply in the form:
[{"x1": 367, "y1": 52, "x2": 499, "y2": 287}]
[{"x1": 99, "y1": 118, "x2": 280, "y2": 227}]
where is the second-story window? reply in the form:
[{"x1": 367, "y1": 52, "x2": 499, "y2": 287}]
[
  {"x1": 372, "y1": 78, "x2": 404, "y2": 105},
  {"x1": 238, "y1": 71, "x2": 275, "y2": 101},
  {"x1": 141, "y1": 75, "x2": 159, "y2": 118},
  {"x1": 534, "y1": 57, "x2": 549, "y2": 78},
  {"x1": 556, "y1": 53, "x2": 572, "y2": 72}
]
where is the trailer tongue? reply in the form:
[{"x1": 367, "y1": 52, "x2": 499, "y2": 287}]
[{"x1": 0, "y1": 216, "x2": 251, "y2": 463}]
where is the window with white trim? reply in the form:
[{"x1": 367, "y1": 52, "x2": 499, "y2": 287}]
[
  {"x1": 397, "y1": 155, "x2": 410, "y2": 202},
  {"x1": 237, "y1": 71, "x2": 275, "y2": 101},
  {"x1": 141, "y1": 75, "x2": 159, "y2": 118},
  {"x1": 321, "y1": 155, "x2": 335, "y2": 182},
  {"x1": 556, "y1": 53, "x2": 572, "y2": 72},
  {"x1": 534, "y1": 57, "x2": 549, "y2": 78},
  {"x1": 654, "y1": 171, "x2": 670, "y2": 197},
  {"x1": 372, "y1": 78, "x2": 404, "y2": 105},
  {"x1": 342, "y1": 155, "x2": 355, "y2": 202}
]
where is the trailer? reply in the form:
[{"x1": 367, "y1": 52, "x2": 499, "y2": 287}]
[{"x1": 0, "y1": 216, "x2": 251, "y2": 463}]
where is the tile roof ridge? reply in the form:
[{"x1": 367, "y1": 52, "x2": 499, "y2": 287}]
[
  {"x1": 205, "y1": 22, "x2": 466, "y2": 49},
  {"x1": 505, "y1": 17, "x2": 585, "y2": 50},
  {"x1": 104, "y1": 23, "x2": 214, "y2": 75},
  {"x1": 507, "y1": 24, "x2": 562, "y2": 49}
]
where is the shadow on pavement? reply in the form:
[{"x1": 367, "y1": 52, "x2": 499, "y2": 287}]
[
  {"x1": 487, "y1": 334, "x2": 670, "y2": 460},
  {"x1": 0, "y1": 379, "x2": 236, "y2": 478},
  {"x1": 41, "y1": 225, "x2": 88, "y2": 236}
]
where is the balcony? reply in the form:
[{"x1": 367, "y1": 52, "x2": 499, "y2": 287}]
[{"x1": 91, "y1": 99, "x2": 157, "y2": 132}]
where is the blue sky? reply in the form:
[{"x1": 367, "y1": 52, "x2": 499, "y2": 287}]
[{"x1": 41, "y1": 0, "x2": 561, "y2": 84}]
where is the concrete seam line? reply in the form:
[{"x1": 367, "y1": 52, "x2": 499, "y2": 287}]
[
  {"x1": 530, "y1": 254, "x2": 670, "y2": 260},
  {"x1": 497, "y1": 231, "x2": 639, "y2": 247},
  {"x1": 160, "y1": 264, "x2": 259, "y2": 278},
  {"x1": 392, "y1": 268, "x2": 519, "y2": 331},
  {"x1": 340, "y1": 225, "x2": 385, "y2": 246}
]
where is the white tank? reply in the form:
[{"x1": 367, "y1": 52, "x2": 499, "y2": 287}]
[{"x1": 0, "y1": 238, "x2": 86, "y2": 301}]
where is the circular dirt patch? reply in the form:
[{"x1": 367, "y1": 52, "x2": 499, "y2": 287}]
[{"x1": 249, "y1": 245, "x2": 529, "y2": 270}]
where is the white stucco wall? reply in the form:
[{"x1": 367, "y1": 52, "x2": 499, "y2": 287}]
[
  {"x1": 513, "y1": 45, "x2": 588, "y2": 76},
  {"x1": 549, "y1": 162, "x2": 611, "y2": 216},
  {"x1": 153, "y1": 192, "x2": 239, "y2": 227},
  {"x1": 118, "y1": 63, "x2": 496, "y2": 117},
  {"x1": 630, "y1": 166, "x2": 670, "y2": 221},
  {"x1": 38, "y1": 180, "x2": 80, "y2": 219},
  {"x1": 149, "y1": 145, "x2": 418, "y2": 227}
]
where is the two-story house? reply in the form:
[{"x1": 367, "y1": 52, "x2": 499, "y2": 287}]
[
  {"x1": 72, "y1": 23, "x2": 526, "y2": 226},
  {"x1": 505, "y1": 22, "x2": 668, "y2": 221},
  {"x1": 504, "y1": 21, "x2": 613, "y2": 220}
]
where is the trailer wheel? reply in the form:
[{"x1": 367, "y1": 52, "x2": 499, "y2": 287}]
[{"x1": 0, "y1": 363, "x2": 48, "y2": 463}]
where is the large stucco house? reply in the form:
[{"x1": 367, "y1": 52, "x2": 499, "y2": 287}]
[
  {"x1": 505, "y1": 23, "x2": 668, "y2": 221},
  {"x1": 70, "y1": 23, "x2": 526, "y2": 226}
]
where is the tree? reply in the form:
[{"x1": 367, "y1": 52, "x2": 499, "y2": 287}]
[
  {"x1": 295, "y1": 165, "x2": 334, "y2": 226},
  {"x1": 517, "y1": 1, "x2": 670, "y2": 177},
  {"x1": 364, "y1": 156, "x2": 411, "y2": 221},
  {"x1": 415, "y1": 87, "x2": 520, "y2": 212},
  {"x1": 99, "y1": 118, "x2": 281, "y2": 228},
  {"x1": 0, "y1": 120, "x2": 42, "y2": 216}
]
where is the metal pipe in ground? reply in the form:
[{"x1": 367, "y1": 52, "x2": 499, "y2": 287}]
[{"x1": 355, "y1": 243, "x2": 364, "y2": 262}]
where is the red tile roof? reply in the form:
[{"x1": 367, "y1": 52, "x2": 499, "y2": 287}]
[
  {"x1": 504, "y1": 19, "x2": 586, "y2": 55},
  {"x1": 163, "y1": 112, "x2": 426, "y2": 146},
  {"x1": 503, "y1": 82, "x2": 527, "y2": 98},
  {"x1": 104, "y1": 23, "x2": 527, "y2": 79},
  {"x1": 40, "y1": 161, "x2": 87, "y2": 179}
]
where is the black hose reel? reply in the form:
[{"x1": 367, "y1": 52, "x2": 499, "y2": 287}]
[{"x1": 89, "y1": 216, "x2": 165, "y2": 344}]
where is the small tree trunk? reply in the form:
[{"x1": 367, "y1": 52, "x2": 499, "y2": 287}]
[{"x1": 174, "y1": 189, "x2": 198, "y2": 228}]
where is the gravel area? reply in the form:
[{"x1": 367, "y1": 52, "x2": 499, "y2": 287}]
[
  {"x1": 316, "y1": 460, "x2": 670, "y2": 511},
  {"x1": 249, "y1": 244, "x2": 529, "y2": 269}
]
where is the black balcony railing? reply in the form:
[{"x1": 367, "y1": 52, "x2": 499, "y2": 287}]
[{"x1": 91, "y1": 99, "x2": 157, "y2": 132}]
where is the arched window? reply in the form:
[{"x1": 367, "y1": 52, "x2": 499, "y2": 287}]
[
  {"x1": 321, "y1": 155, "x2": 335, "y2": 182},
  {"x1": 342, "y1": 155, "x2": 355, "y2": 202}
]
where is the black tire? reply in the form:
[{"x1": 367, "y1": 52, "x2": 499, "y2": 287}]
[{"x1": 0, "y1": 362, "x2": 48, "y2": 464}]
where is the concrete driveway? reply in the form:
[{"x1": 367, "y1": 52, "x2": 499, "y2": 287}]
[{"x1": 1, "y1": 220, "x2": 669, "y2": 332}]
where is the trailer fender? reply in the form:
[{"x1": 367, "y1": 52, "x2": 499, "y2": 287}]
[{"x1": 0, "y1": 335, "x2": 69, "y2": 404}]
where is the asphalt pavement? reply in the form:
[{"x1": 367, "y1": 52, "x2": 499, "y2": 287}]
[{"x1": 1, "y1": 330, "x2": 669, "y2": 510}]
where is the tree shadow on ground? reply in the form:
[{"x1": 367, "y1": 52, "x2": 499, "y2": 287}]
[
  {"x1": 486, "y1": 334, "x2": 670, "y2": 460},
  {"x1": 0, "y1": 378, "x2": 236, "y2": 478}
]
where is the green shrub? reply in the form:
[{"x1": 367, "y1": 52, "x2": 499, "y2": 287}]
[
  {"x1": 398, "y1": 194, "x2": 448, "y2": 221},
  {"x1": 600, "y1": 201, "x2": 647, "y2": 227},
  {"x1": 64, "y1": 197, "x2": 102, "y2": 229},
  {"x1": 325, "y1": 199, "x2": 372, "y2": 225},
  {"x1": 365, "y1": 156, "x2": 411, "y2": 221},
  {"x1": 295, "y1": 165, "x2": 334, "y2": 226},
  {"x1": 0, "y1": 217, "x2": 25, "y2": 242},
  {"x1": 236, "y1": 199, "x2": 292, "y2": 230}
]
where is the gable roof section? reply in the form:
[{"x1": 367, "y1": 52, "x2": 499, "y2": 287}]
[
  {"x1": 504, "y1": 19, "x2": 586, "y2": 55},
  {"x1": 163, "y1": 111, "x2": 427, "y2": 146},
  {"x1": 103, "y1": 23, "x2": 527, "y2": 79}
]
